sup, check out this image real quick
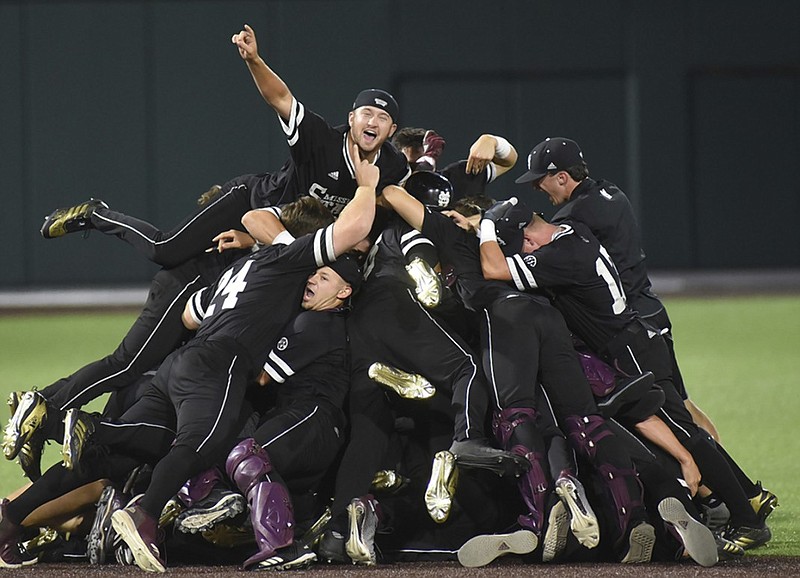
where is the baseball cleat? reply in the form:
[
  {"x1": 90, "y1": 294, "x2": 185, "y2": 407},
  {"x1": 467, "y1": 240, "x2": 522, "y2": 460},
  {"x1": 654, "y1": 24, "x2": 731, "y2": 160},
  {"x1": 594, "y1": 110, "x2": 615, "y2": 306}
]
[
  {"x1": 256, "y1": 541, "x2": 317, "y2": 571},
  {"x1": 157, "y1": 497, "x2": 184, "y2": 529},
  {"x1": 749, "y1": 481, "x2": 778, "y2": 526},
  {"x1": 88, "y1": 485, "x2": 125, "y2": 565},
  {"x1": 345, "y1": 495, "x2": 380, "y2": 565},
  {"x1": 724, "y1": 523, "x2": 771, "y2": 550},
  {"x1": 715, "y1": 534, "x2": 745, "y2": 561},
  {"x1": 111, "y1": 502, "x2": 165, "y2": 573},
  {"x1": 405, "y1": 256, "x2": 442, "y2": 308},
  {"x1": 457, "y1": 529, "x2": 537, "y2": 568},
  {"x1": 3, "y1": 390, "x2": 47, "y2": 461},
  {"x1": 40, "y1": 198, "x2": 108, "y2": 239},
  {"x1": 450, "y1": 438, "x2": 531, "y2": 477},
  {"x1": 368, "y1": 362, "x2": 436, "y2": 399},
  {"x1": 175, "y1": 487, "x2": 246, "y2": 534},
  {"x1": 620, "y1": 521, "x2": 656, "y2": 563},
  {"x1": 61, "y1": 408, "x2": 96, "y2": 470},
  {"x1": 555, "y1": 474, "x2": 600, "y2": 549},
  {"x1": 317, "y1": 529, "x2": 348, "y2": 564},
  {"x1": 542, "y1": 500, "x2": 569, "y2": 562},
  {"x1": 658, "y1": 497, "x2": 718, "y2": 567},
  {"x1": 425, "y1": 450, "x2": 458, "y2": 523},
  {"x1": 370, "y1": 469, "x2": 411, "y2": 495}
]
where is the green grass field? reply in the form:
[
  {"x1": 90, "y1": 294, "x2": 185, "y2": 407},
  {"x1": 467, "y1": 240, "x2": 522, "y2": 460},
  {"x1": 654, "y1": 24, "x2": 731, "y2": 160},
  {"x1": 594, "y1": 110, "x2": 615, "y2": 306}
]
[{"x1": 0, "y1": 295, "x2": 798, "y2": 556}]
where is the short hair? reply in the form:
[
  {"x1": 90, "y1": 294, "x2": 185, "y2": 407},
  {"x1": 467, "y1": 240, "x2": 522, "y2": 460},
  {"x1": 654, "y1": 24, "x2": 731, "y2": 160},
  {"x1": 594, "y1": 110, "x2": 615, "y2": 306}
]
[
  {"x1": 564, "y1": 163, "x2": 589, "y2": 182},
  {"x1": 392, "y1": 127, "x2": 426, "y2": 150},
  {"x1": 281, "y1": 197, "x2": 335, "y2": 238}
]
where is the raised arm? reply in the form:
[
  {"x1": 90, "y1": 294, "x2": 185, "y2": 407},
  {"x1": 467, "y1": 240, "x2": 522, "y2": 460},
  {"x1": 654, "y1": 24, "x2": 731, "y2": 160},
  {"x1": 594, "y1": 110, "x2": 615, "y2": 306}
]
[
  {"x1": 380, "y1": 185, "x2": 426, "y2": 232},
  {"x1": 232, "y1": 24, "x2": 294, "y2": 120},
  {"x1": 330, "y1": 142, "x2": 378, "y2": 256},
  {"x1": 465, "y1": 134, "x2": 518, "y2": 177}
]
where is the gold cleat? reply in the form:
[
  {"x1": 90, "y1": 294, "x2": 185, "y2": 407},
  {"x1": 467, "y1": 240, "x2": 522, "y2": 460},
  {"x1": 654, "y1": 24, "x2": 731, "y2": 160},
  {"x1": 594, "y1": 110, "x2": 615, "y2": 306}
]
[
  {"x1": 3, "y1": 390, "x2": 48, "y2": 461},
  {"x1": 298, "y1": 507, "x2": 332, "y2": 548},
  {"x1": 370, "y1": 469, "x2": 411, "y2": 495},
  {"x1": 749, "y1": 481, "x2": 779, "y2": 525},
  {"x1": 368, "y1": 362, "x2": 436, "y2": 400},
  {"x1": 20, "y1": 527, "x2": 59, "y2": 558},
  {"x1": 158, "y1": 497, "x2": 185, "y2": 528},
  {"x1": 62, "y1": 409, "x2": 96, "y2": 470},
  {"x1": 40, "y1": 198, "x2": 107, "y2": 239},
  {"x1": 201, "y1": 523, "x2": 256, "y2": 548},
  {"x1": 425, "y1": 450, "x2": 458, "y2": 524},
  {"x1": 405, "y1": 257, "x2": 442, "y2": 308}
]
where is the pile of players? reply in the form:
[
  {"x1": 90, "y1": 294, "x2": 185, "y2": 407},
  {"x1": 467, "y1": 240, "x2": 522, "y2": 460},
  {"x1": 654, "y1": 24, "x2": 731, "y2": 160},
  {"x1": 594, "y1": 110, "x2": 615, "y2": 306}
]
[{"x1": 0, "y1": 23, "x2": 778, "y2": 573}]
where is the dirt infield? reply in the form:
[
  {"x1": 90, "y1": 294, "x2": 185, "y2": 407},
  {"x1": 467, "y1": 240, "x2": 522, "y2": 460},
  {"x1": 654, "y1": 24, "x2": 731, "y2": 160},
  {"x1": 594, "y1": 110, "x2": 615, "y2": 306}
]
[{"x1": 10, "y1": 557, "x2": 800, "y2": 577}]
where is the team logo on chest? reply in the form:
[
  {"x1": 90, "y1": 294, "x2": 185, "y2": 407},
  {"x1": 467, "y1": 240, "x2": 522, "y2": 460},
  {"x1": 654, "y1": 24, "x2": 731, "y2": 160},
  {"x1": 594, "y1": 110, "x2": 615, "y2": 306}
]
[
  {"x1": 277, "y1": 337, "x2": 289, "y2": 351},
  {"x1": 523, "y1": 255, "x2": 537, "y2": 268}
]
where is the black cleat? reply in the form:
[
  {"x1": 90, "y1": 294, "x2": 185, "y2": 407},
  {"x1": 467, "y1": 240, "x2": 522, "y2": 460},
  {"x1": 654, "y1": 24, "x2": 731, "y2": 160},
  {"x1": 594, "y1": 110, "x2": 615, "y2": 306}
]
[
  {"x1": 724, "y1": 523, "x2": 771, "y2": 550},
  {"x1": 40, "y1": 198, "x2": 107, "y2": 239},
  {"x1": 450, "y1": 438, "x2": 531, "y2": 477},
  {"x1": 715, "y1": 534, "x2": 745, "y2": 561},
  {"x1": 596, "y1": 371, "x2": 655, "y2": 418},
  {"x1": 317, "y1": 529, "x2": 349, "y2": 564},
  {"x1": 257, "y1": 541, "x2": 317, "y2": 570},
  {"x1": 175, "y1": 487, "x2": 246, "y2": 534}
]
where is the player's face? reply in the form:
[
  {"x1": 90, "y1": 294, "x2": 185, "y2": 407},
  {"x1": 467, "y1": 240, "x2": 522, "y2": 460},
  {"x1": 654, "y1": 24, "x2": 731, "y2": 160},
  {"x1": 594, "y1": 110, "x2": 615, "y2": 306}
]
[
  {"x1": 348, "y1": 106, "x2": 397, "y2": 158},
  {"x1": 534, "y1": 172, "x2": 569, "y2": 205},
  {"x1": 302, "y1": 266, "x2": 351, "y2": 311},
  {"x1": 521, "y1": 219, "x2": 551, "y2": 252}
]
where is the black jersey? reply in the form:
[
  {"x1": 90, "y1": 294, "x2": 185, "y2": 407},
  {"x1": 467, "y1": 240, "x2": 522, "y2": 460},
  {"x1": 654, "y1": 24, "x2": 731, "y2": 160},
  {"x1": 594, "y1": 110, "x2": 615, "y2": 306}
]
[
  {"x1": 251, "y1": 98, "x2": 411, "y2": 215},
  {"x1": 420, "y1": 209, "x2": 535, "y2": 311},
  {"x1": 362, "y1": 213, "x2": 435, "y2": 288},
  {"x1": 504, "y1": 220, "x2": 636, "y2": 353},
  {"x1": 186, "y1": 224, "x2": 338, "y2": 368},
  {"x1": 262, "y1": 308, "x2": 350, "y2": 410},
  {"x1": 550, "y1": 178, "x2": 652, "y2": 301}
]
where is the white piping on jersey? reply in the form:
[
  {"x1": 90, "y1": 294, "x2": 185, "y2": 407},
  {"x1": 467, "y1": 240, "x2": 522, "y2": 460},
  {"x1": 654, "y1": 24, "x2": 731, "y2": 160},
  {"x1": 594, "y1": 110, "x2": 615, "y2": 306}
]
[
  {"x1": 98, "y1": 421, "x2": 176, "y2": 435},
  {"x1": 261, "y1": 404, "x2": 319, "y2": 448},
  {"x1": 486, "y1": 162, "x2": 498, "y2": 183},
  {"x1": 279, "y1": 97, "x2": 305, "y2": 147},
  {"x1": 91, "y1": 183, "x2": 249, "y2": 247},
  {"x1": 342, "y1": 133, "x2": 381, "y2": 179},
  {"x1": 552, "y1": 224, "x2": 573, "y2": 241},
  {"x1": 197, "y1": 355, "x2": 237, "y2": 453},
  {"x1": 658, "y1": 407, "x2": 693, "y2": 439},
  {"x1": 263, "y1": 349, "x2": 294, "y2": 384},
  {"x1": 507, "y1": 254, "x2": 537, "y2": 291},
  {"x1": 405, "y1": 287, "x2": 478, "y2": 438},
  {"x1": 60, "y1": 274, "x2": 204, "y2": 411},
  {"x1": 482, "y1": 308, "x2": 502, "y2": 408},
  {"x1": 187, "y1": 287, "x2": 207, "y2": 326},
  {"x1": 400, "y1": 230, "x2": 434, "y2": 254}
]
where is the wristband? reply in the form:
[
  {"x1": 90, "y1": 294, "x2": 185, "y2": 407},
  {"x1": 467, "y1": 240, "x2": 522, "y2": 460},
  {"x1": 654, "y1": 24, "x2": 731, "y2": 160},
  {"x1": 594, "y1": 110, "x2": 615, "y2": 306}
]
[
  {"x1": 273, "y1": 230, "x2": 296, "y2": 246},
  {"x1": 479, "y1": 219, "x2": 498, "y2": 244},
  {"x1": 491, "y1": 135, "x2": 512, "y2": 160}
]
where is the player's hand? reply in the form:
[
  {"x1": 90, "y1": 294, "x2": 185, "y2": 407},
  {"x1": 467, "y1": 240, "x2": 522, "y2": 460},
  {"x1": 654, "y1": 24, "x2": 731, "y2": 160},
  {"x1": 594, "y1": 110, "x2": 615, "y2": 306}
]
[
  {"x1": 466, "y1": 134, "x2": 496, "y2": 175},
  {"x1": 352, "y1": 141, "x2": 380, "y2": 189},
  {"x1": 210, "y1": 229, "x2": 256, "y2": 252},
  {"x1": 232, "y1": 24, "x2": 259, "y2": 61},
  {"x1": 443, "y1": 209, "x2": 479, "y2": 234},
  {"x1": 482, "y1": 197, "x2": 518, "y2": 222},
  {"x1": 680, "y1": 458, "x2": 701, "y2": 496}
]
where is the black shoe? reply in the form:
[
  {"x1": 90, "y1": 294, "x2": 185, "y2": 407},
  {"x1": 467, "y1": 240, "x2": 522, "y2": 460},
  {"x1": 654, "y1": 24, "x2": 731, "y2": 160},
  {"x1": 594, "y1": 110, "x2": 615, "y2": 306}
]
[
  {"x1": 257, "y1": 541, "x2": 317, "y2": 570},
  {"x1": 175, "y1": 487, "x2": 246, "y2": 534},
  {"x1": 724, "y1": 523, "x2": 771, "y2": 550},
  {"x1": 88, "y1": 485, "x2": 125, "y2": 565},
  {"x1": 596, "y1": 371, "x2": 655, "y2": 418},
  {"x1": 450, "y1": 439, "x2": 530, "y2": 476},
  {"x1": 715, "y1": 534, "x2": 745, "y2": 561},
  {"x1": 40, "y1": 198, "x2": 107, "y2": 239},
  {"x1": 317, "y1": 528, "x2": 348, "y2": 564}
]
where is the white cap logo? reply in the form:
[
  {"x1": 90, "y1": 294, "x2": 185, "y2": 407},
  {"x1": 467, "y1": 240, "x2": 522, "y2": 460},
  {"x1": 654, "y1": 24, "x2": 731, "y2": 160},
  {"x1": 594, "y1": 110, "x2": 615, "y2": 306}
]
[{"x1": 374, "y1": 98, "x2": 388, "y2": 107}]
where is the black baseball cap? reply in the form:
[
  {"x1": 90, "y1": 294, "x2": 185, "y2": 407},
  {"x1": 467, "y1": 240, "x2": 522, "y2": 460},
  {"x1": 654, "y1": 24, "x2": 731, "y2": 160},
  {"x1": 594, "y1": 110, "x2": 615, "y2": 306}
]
[
  {"x1": 328, "y1": 253, "x2": 363, "y2": 294},
  {"x1": 515, "y1": 137, "x2": 584, "y2": 184},
  {"x1": 352, "y1": 89, "x2": 399, "y2": 123},
  {"x1": 494, "y1": 199, "x2": 535, "y2": 256}
]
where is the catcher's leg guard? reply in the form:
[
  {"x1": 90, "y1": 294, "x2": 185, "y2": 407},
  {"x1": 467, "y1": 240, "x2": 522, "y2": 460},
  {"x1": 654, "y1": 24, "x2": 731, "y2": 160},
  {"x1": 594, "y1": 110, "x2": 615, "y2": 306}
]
[
  {"x1": 563, "y1": 415, "x2": 644, "y2": 538},
  {"x1": 226, "y1": 438, "x2": 272, "y2": 496},
  {"x1": 493, "y1": 408, "x2": 549, "y2": 535},
  {"x1": 243, "y1": 481, "x2": 294, "y2": 569},
  {"x1": 177, "y1": 467, "x2": 222, "y2": 507},
  {"x1": 225, "y1": 438, "x2": 295, "y2": 568}
]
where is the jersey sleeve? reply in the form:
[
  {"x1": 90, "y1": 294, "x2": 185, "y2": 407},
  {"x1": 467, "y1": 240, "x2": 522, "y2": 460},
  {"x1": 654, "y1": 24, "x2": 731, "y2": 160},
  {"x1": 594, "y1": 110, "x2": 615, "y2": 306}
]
[
  {"x1": 278, "y1": 98, "x2": 333, "y2": 164},
  {"x1": 261, "y1": 311, "x2": 339, "y2": 383},
  {"x1": 505, "y1": 233, "x2": 576, "y2": 292},
  {"x1": 185, "y1": 286, "x2": 210, "y2": 326}
]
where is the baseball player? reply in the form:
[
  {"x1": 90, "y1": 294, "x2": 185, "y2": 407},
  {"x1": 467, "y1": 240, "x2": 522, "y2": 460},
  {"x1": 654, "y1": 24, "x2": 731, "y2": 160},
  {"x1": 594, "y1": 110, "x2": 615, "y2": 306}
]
[
  {"x1": 481, "y1": 198, "x2": 772, "y2": 552},
  {"x1": 39, "y1": 24, "x2": 409, "y2": 271}
]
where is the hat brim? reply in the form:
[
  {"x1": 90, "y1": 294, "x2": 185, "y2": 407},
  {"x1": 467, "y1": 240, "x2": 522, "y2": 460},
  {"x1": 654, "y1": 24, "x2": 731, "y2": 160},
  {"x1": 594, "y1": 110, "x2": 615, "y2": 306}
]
[{"x1": 514, "y1": 170, "x2": 546, "y2": 184}]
